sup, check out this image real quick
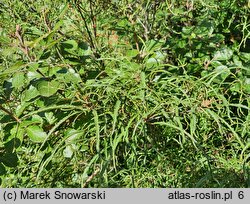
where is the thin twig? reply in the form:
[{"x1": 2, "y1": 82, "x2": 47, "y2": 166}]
[
  {"x1": 0, "y1": 104, "x2": 21, "y2": 123},
  {"x1": 42, "y1": 9, "x2": 51, "y2": 32},
  {"x1": 89, "y1": 0, "x2": 97, "y2": 38},
  {"x1": 75, "y1": 3, "x2": 96, "y2": 51},
  {"x1": 74, "y1": 2, "x2": 104, "y2": 68},
  {"x1": 15, "y1": 25, "x2": 45, "y2": 77},
  {"x1": 15, "y1": 25, "x2": 32, "y2": 62},
  {"x1": 82, "y1": 168, "x2": 100, "y2": 188}
]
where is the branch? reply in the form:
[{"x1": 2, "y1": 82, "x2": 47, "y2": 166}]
[
  {"x1": 15, "y1": 25, "x2": 45, "y2": 77},
  {"x1": 75, "y1": 3, "x2": 96, "y2": 51},
  {"x1": 0, "y1": 104, "x2": 21, "y2": 123},
  {"x1": 82, "y1": 168, "x2": 100, "y2": 188}
]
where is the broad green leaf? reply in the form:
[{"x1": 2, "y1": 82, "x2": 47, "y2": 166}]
[
  {"x1": 61, "y1": 39, "x2": 78, "y2": 53},
  {"x1": 155, "y1": 51, "x2": 165, "y2": 61},
  {"x1": 16, "y1": 102, "x2": 30, "y2": 117},
  {"x1": 22, "y1": 85, "x2": 40, "y2": 102},
  {"x1": 37, "y1": 80, "x2": 60, "y2": 97},
  {"x1": 0, "y1": 153, "x2": 18, "y2": 167},
  {"x1": 194, "y1": 20, "x2": 214, "y2": 37},
  {"x1": 12, "y1": 72, "x2": 25, "y2": 89},
  {"x1": 45, "y1": 112, "x2": 56, "y2": 125},
  {"x1": 63, "y1": 145, "x2": 74, "y2": 158},
  {"x1": 145, "y1": 39, "x2": 164, "y2": 52},
  {"x1": 26, "y1": 125, "x2": 47, "y2": 143},
  {"x1": 213, "y1": 65, "x2": 231, "y2": 83},
  {"x1": 78, "y1": 41, "x2": 89, "y2": 56},
  {"x1": 20, "y1": 115, "x2": 43, "y2": 130},
  {"x1": 117, "y1": 18, "x2": 131, "y2": 28},
  {"x1": 211, "y1": 60, "x2": 223, "y2": 68},
  {"x1": 80, "y1": 142, "x2": 89, "y2": 152},
  {"x1": 31, "y1": 114, "x2": 44, "y2": 124},
  {"x1": 240, "y1": 52, "x2": 250, "y2": 62},
  {"x1": 10, "y1": 125, "x2": 25, "y2": 143},
  {"x1": 233, "y1": 55, "x2": 243, "y2": 67},
  {"x1": 177, "y1": 39, "x2": 187, "y2": 48},
  {"x1": 243, "y1": 78, "x2": 250, "y2": 94},
  {"x1": 214, "y1": 65, "x2": 230, "y2": 73},
  {"x1": 65, "y1": 129, "x2": 84, "y2": 144},
  {"x1": 126, "y1": 49, "x2": 139, "y2": 59},
  {"x1": 60, "y1": 68, "x2": 81, "y2": 84},
  {"x1": 230, "y1": 82, "x2": 241, "y2": 93},
  {"x1": 214, "y1": 48, "x2": 233, "y2": 61},
  {"x1": 182, "y1": 26, "x2": 194, "y2": 37},
  {"x1": 146, "y1": 52, "x2": 164, "y2": 69}
]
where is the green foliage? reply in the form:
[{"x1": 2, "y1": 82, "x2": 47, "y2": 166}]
[{"x1": 0, "y1": 0, "x2": 249, "y2": 187}]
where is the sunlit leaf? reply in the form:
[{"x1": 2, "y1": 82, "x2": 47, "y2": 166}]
[
  {"x1": 37, "y1": 80, "x2": 60, "y2": 97},
  {"x1": 214, "y1": 48, "x2": 233, "y2": 61},
  {"x1": 63, "y1": 145, "x2": 75, "y2": 158},
  {"x1": 22, "y1": 85, "x2": 40, "y2": 102},
  {"x1": 65, "y1": 129, "x2": 84, "y2": 144},
  {"x1": 12, "y1": 72, "x2": 25, "y2": 89},
  {"x1": 26, "y1": 125, "x2": 47, "y2": 143}
]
